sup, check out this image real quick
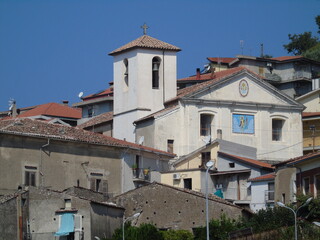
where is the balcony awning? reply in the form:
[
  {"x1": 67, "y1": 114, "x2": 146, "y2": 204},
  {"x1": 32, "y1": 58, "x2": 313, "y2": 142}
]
[
  {"x1": 54, "y1": 213, "x2": 74, "y2": 236},
  {"x1": 210, "y1": 169, "x2": 251, "y2": 176}
]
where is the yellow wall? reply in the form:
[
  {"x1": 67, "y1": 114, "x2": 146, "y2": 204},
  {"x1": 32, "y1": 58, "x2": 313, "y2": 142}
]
[{"x1": 161, "y1": 170, "x2": 203, "y2": 192}]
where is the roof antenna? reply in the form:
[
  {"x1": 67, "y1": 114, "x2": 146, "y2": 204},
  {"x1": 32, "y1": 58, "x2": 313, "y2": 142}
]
[
  {"x1": 260, "y1": 43, "x2": 264, "y2": 57},
  {"x1": 240, "y1": 40, "x2": 244, "y2": 55}
]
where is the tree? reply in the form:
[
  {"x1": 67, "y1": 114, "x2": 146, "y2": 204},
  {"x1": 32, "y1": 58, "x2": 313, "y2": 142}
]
[
  {"x1": 283, "y1": 15, "x2": 320, "y2": 56},
  {"x1": 303, "y1": 42, "x2": 320, "y2": 62},
  {"x1": 283, "y1": 32, "x2": 318, "y2": 55}
]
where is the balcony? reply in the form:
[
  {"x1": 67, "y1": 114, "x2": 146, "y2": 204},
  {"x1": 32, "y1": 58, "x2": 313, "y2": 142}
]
[{"x1": 132, "y1": 168, "x2": 151, "y2": 182}]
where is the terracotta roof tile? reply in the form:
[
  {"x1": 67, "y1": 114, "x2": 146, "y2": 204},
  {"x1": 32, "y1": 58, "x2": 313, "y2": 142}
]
[
  {"x1": 302, "y1": 112, "x2": 320, "y2": 118},
  {"x1": 82, "y1": 88, "x2": 113, "y2": 101},
  {"x1": 270, "y1": 56, "x2": 303, "y2": 61},
  {"x1": 17, "y1": 103, "x2": 82, "y2": 119},
  {"x1": 274, "y1": 151, "x2": 320, "y2": 167},
  {"x1": 0, "y1": 118, "x2": 175, "y2": 157},
  {"x1": 248, "y1": 173, "x2": 275, "y2": 182},
  {"x1": 78, "y1": 112, "x2": 113, "y2": 129},
  {"x1": 109, "y1": 35, "x2": 181, "y2": 55},
  {"x1": 218, "y1": 152, "x2": 273, "y2": 169},
  {"x1": 207, "y1": 57, "x2": 237, "y2": 64}
]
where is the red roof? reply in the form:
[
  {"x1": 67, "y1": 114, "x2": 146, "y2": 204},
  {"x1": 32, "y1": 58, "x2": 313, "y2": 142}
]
[
  {"x1": 78, "y1": 112, "x2": 113, "y2": 129},
  {"x1": 82, "y1": 88, "x2": 113, "y2": 101},
  {"x1": 270, "y1": 56, "x2": 303, "y2": 61},
  {"x1": 249, "y1": 173, "x2": 275, "y2": 182},
  {"x1": 109, "y1": 35, "x2": 181, "y2": 56},
  {"x1": 274, "y1": 151, "x2": 320, "y2": 167},
  {"x1": 0, "y1": 118, "x2": 175, "y2": 157},
  {"x1": 218, "y1": 152, "x2": 273, "y2": 169},
  {"x1": 207, "y1": 57, "x2": 237, "y2": 64},
  {"x1": 17, "y1": 103, "x2": 82, "y2": 119},
  {"x1": 302, "y1": 112, "x2": 320, "y2": 118}
]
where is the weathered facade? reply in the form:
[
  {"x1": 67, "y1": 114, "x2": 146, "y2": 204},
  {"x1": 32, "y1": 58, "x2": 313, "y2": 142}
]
[
  {"x1": 0, "y1": 187, "x2": 124, "y2": 240},
  {"x1": 112, "y1": 182, "x2": 251, "y2": 231},
  {"x1": 0, "y1": 118, "x2": 174, "y2": 196}
]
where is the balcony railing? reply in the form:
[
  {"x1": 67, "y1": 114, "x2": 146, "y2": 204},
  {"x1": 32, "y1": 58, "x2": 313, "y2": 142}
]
[{"x1": 132, "y1": 168, "x2": 150, "y2": 182}]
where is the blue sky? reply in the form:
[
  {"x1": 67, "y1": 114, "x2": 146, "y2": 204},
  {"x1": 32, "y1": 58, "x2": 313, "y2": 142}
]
[{"x1": 0, "y1": 0, "x2": 319, "y2": 111}]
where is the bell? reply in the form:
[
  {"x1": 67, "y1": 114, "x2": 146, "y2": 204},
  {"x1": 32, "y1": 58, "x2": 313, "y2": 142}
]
[{"x1": 153, "y1": 63, "x2": 159, "y2": 71}]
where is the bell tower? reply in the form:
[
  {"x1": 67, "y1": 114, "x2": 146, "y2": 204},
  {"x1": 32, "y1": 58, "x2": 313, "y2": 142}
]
[{"x1": 109, "y1": 28, "x2": 181, "y2": 142}]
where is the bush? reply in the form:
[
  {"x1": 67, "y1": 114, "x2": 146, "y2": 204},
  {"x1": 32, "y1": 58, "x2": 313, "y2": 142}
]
[{"x1": 161, "y1": 229, "x2": 193, "y2": 240}]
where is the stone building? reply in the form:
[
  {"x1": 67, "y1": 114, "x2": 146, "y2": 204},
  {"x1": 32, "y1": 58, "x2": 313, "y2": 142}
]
[
  {"x1": 0, "y1": 118, "x2": 174, "y2": 196},
  {"x1": 0, "y1": 187, "x2": 124, "y2": 240},
  {"x1": 111, "y1": 182, "x2": 251, "y2": 231}
]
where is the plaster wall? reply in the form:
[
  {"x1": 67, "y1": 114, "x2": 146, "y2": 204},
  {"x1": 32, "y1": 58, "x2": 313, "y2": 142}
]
[
  {"x1": 250, "y1": 181, "x2": 273, "y2": 212},
  {"x1": 0, "y1": 134, "x2": 122, "y2": 196},
  {"x1": 298, "y1": 92, "x2": 320, "y2": 112},
  {"x1": 275, "y1": 167, "x2": 296, "y2": 204},
  {"x1": 0, "y1": 197, "x2": 18, "y2": 240}
]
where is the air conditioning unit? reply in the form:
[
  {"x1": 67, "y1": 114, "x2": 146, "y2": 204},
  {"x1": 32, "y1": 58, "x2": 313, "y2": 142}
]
[{"x1": 173, "y1": 173, "x2": 181, "y2": 180}]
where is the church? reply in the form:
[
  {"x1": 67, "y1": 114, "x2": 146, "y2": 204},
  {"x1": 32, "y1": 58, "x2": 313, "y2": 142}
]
[{"x1": 79, "y1": 27, "x2": 305, "y2": 210}]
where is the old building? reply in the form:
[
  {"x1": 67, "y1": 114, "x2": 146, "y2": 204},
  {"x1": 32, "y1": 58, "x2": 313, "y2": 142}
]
[
  {"x1": 111, "y1": 182, "x2": 251, "y2": 231},
  {"x1": 135, "y1": 67, "x2": 304, "y2": 162},
  {"x1": 274, "y1": 152, "x2": 320, "y2": 204},
  {"x1": 0, "y1": 187, "x2": 124, "y2": 240},
  {"x1": 0, "y1": 118, "x2": 174, "y2": 196}
]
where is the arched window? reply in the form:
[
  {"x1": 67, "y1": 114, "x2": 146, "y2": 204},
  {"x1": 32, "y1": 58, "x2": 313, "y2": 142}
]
[
  {"x1": 152, "y1": 57, "x2": 160, "y2": 89},
  {"x1": 200, "y1": 114, "x2": 214, "y2": 136},
  {"x1": 272, "y1": 118, "x2": 285, "y2": 141},
  {"x1": 123, "y1": 58, "x2": 129, "y2": 87}
]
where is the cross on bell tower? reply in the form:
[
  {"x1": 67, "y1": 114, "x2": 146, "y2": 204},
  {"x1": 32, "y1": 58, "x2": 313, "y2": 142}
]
[{"x1": 141, "y1": 23, "x2": 149, "y2": 35}]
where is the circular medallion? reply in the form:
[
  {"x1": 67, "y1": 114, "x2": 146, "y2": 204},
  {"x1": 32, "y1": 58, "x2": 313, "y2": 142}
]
[{"x1": 239, "y1": 80, "x2": 249, "y2": 97}]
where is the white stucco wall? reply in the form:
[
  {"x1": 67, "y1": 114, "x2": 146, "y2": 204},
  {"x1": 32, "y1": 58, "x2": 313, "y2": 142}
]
[{"x1": 250, "y1": 181, "x2": 274, "y2": 212}]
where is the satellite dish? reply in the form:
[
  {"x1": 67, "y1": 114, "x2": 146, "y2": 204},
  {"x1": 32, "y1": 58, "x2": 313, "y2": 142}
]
[
  {"x1": 8, "y1": 98, "x2": 16, "y2": 111},
  {"x1": 78, "y1": 92, "x2": 84, "y2": 98},
  {"x1": 138, "y1": 136, "x2": 144, "y2": 145}
]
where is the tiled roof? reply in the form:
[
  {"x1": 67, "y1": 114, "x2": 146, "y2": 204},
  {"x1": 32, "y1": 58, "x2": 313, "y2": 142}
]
[
  {"x1": 16, "y1": 103, "x2": 82, "y2": 119},
  {"x1": 135, "y1": 67, "x2": 257, "y2": 123},
  {"x1": 207, "y1": 57, "x2": 237, "y2": 64},
  {"x1": 302, "y1": 112, "x2": 320, "y2": 118},
  {"x1": 248, "y1": 173, "x2": 275, "y2": 182},
  {"x1": 109, "y1": 35, "x2": 181, "y2": 55},
  {"x1": 133, "y1": 103, "x2": 179, "y2": 124},
  {"x1": 0, "y1": 118, "x2": 175, "y2": 157},
  {"x1": 78, "y1": 112, "x2": 113, "y2": 129},
  {"x1": 82, "y1": 88, "x2": 113, "y2": 101},
  {"x1": 270, "y1": 56, "x2": 303, "y2": 61},
  {"x1": 218, "y1": 152, "x2": 273, "y2": 169},
  {"x1": 274, "y1": 151, "x2": 320, "y2": 167},
  {"x1": 174, "y1": 67, "x2": 251, "y2": 101}
]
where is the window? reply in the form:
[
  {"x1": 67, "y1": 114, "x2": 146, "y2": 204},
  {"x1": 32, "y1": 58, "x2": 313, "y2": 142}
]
[
  {"x1": 90, "y1": 173, "x2": 106, "y2": 192},
  {"x1": 268, "y1": 182, "x2": 274, "y2": 201},
  {"x1": 184, "y1": 178, "x2": 192, "y2": 190},
  {"x1": 88, "y1": 106, "x2": 93, "y2": 118},
  {"x1": 152, "y1": 57, "x2": 160, "y2": 89},
  {"x1": 303, "y1": 177, "x2": 310, "y2": 195},
  {"x1": 167, "y1": 139, "x2": 174, "y2": 153},
  {"x1": 25, "y1": 166, "x2": 37, "y2": 186},
  {"x1": 201, "y1": 152, "x2": 211, "y2": 167},
  {"x1": 200, "y1": 114, "x2": 213, "y2": 136},
  {"x1": 272, "y1": 119, "x2": 284, "y2": 141},
  {"x1": 229, "y1": 162, "x2": 235, "y2": 168},
  {"x1": 124, "y1": 58, "x2": 129, "y2": 87}
]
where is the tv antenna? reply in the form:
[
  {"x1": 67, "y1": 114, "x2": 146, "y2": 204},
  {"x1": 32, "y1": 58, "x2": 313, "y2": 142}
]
[
  {"x1": 240, "y1": 40, "x2": 244, "y2": 55},
  {"x1": 8, "y1": 98, "x2": 16, "y2": 111},
  {"x1": 202, "y1": 135, "x2": 211, "y2": 145}
]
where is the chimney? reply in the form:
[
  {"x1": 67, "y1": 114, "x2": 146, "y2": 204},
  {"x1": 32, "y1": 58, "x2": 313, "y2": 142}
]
[
  {"x1": 196, "y1": 68, "x2": 201, "y2": 80},
  {"x1": 210, "y1": 67, "x2": 216, "y2": 79},
  {"x1": 11, "y1": 102, "x2": 17, "y2": 118},
  {"x1": 62, "y1": 100, "x2": 69, "y2": 106}
]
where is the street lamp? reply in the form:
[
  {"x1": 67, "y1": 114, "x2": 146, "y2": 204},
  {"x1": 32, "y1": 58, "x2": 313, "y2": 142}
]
[
  {"x1": 122, "y1": 212, "x2": 140, "y2": 240},
  {"x1": 313, "y1": 222, "x2": 320, "y2": 227},
  {"x1": 277, "y1": 197, "x2": 312, "y2": 240},
  {"x1": 205, "y1": 160, "x2": 214, "y2": 240}
]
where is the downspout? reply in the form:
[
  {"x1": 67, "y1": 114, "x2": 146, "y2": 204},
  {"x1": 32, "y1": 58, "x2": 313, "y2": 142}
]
[
  {"x1": 296, "y1": 165, "x2": 303, "y2": 196},
  {"x1": 39, "y1": 139, "x2": 50, "y2": 187},
  {"x1": 162, "y1": 50, "x2": 165, "y2": 104}
]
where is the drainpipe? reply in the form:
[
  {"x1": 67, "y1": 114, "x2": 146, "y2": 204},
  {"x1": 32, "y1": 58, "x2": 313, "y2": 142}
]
[
  {"x1": 39, "y1": 139, "x2": 50, "y2": 187},
  {"x1": 162, "y1": 50, "x2": 165, "y2": 105}
]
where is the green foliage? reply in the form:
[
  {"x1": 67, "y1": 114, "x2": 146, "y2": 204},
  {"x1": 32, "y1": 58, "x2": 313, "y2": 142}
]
[
  {"x1": 296, "y1": 194, "x2": 320, "y2": 221},
  {"x1": 316, "y1": 15, "x2": 320, "y2": 34},
  {"x1": 283, "y1": 32, "x2": 318, "y2": 55},
  {"x1": 193, "y1": 214, "x2": 242, "y2": 240},
  {"x1": 303, "y1": 42, "x2": 320, "y2": 62},
  {"x1": 161, "y1": 229, "x2": 193, "y2": 240}
]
